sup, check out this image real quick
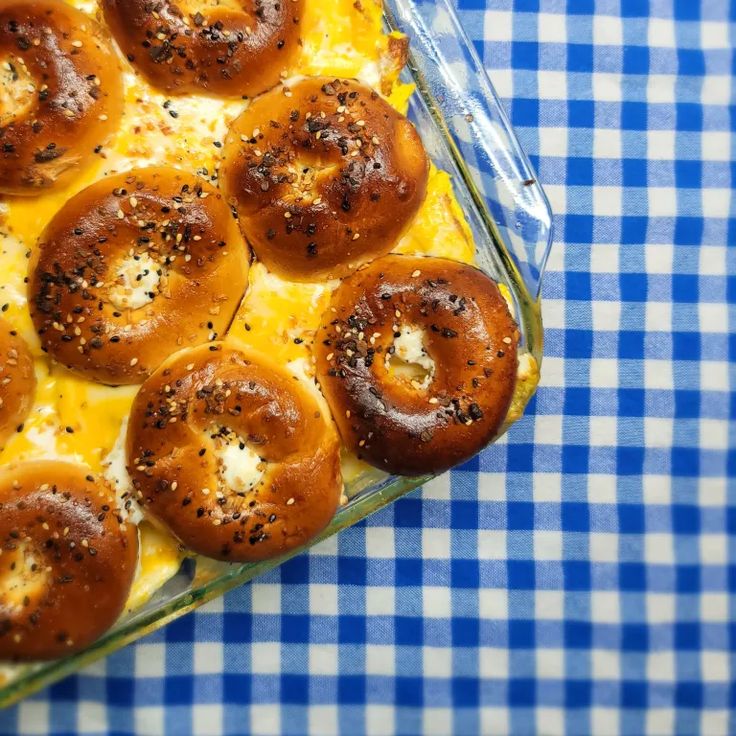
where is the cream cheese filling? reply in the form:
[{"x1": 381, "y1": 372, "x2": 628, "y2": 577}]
[
  {"x1": 386, "y1": 325, "x2": 436, "y2": 390},
  {"x1": 218, "y1": 440, "x2": 266, "y2": 495},
  {"x1": 108, "y1": 253, "x2": 162, "y2": 311}
]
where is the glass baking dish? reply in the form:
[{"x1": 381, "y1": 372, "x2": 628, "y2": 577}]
[{"x1": 0, "y1": 0, "x2": 553, "y2": 707}]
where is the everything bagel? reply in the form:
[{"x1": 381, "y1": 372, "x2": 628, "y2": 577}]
[
  {"x1": 29, "y1": 167, "x2": 249, "y2": 385},
  {"x1": 126, "y1": 343, "x2": 342, "y2": 562},
  {"x1": 0, "y1": 0, "x2": 123, "y2": 195},
  {"x1": 0, "y1": 462, "x2": 138, "y2": 660},
  {"x1": 102, "y1": 0, "x2": 304, "y2": 98},
  {"x1": 0, "y1": 319, "x2": 35, "y2": 449},
  {"x1": 314, "y1": 255, "x2": 520, "y2": 475},
  {"x1": 222, "y1": 76, "x2": 429, "y2": 280}
]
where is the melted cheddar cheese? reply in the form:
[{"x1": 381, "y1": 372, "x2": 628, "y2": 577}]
[{"x1": 0, "y1": 0, "x2": 535, "y2": 616}]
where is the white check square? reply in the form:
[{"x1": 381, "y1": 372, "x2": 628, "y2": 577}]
[
  {"x1": 483, "y1": 10, "x2": 512, "y2": 42},
  {"x1": 537, "y1": 12, "x2": 567, "y2": 43}
]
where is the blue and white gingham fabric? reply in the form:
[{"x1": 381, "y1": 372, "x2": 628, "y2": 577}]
[{"x1": 1, "y1": 2, "x2": 734, "y2": 734}]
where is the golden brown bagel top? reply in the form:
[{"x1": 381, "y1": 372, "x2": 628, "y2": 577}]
[
  {"x1": 0, "y1": 0, "x2": 123, "y2": 195},
  {"x1": 29, "y1": 167, "x2": 250, "y2": 385},
  {"x1": 0, "y1": 319, "x2": 35, "y2": 449},
  {"x1": 0, "y1": 462, "x2": 138, "y2": 660},
  {"x1": 222, "y1": 77, "x2": 429, "y2": 280},
  {"x1": 102, "y1": 0, "x2": 304, "y2": 98},
  {"x1": 126, "y1": 343, "x2": 343, "y2": 562},
  {"x1": 314, "y1": 255, "x2": 520, "y2": 476}
]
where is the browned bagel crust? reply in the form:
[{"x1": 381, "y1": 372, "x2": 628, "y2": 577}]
[
  {"x1": 126, "y1": 343, "x2": 343, "y2": 562},
  {"x1": 314, "y1": 255, "x2": 520, "y2": 476},
  {"x1": 0, "y1": 0, "x2": 123, "y2": 195},
  {"x1": 0, "y1": 320, "x2": 35, "y2": 449},
  {"x1": 0, "y1": 462, "x2": 138, "y2": 660},
  {"x1": 29, "y1": 167, "x2": 250, "y2": 386},
  {"x1": 222, "y1": 77, "x2": 429, "y2": 281},
  {"x1": 102, "y1": 0, "x2": 304, "y2": 98}
]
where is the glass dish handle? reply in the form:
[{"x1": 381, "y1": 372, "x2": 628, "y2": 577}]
[{"x1": 384, "y1": 0, "x2": 554, "y2": 299}]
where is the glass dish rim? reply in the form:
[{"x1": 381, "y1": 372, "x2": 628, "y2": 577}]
[{"x1": 0, "y1": 0, "x2": 554, "y2": 708}]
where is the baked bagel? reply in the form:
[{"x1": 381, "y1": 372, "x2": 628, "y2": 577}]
[
  {"x1": 102, "y1": 0, "x2": 304, "y2": 98},
  {"x1": 314, "y1": 255, "x2": 520, "y2": 475},
  {"x1": 29, "y1": 167, "x2": 249, "y2": 385},
  {"x1": 222, "y1": 76, "x2": 429, "y2": 280},
  {"x1": 0, "y1": 0, "x2": 123, "y2": 195},
  {"x1": 0, "y1": 320, "x2": 35, "y2": 449},
  {"x1": 126, "y1": 343, "x2": 342, "y2": 562},
  {"x1": 0, "y1": 462, "x2": 138, "y2": 660}
]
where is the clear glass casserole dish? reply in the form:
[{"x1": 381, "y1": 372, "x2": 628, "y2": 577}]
[{"x1": 0, "y1": 0, "x2": 553, "y2": 707}]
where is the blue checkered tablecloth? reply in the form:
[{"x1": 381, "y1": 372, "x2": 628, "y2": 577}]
[{"x1": 1, "y1": 1, "x2": 734, "y2": 734}]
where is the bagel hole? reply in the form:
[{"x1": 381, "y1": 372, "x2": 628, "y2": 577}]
[
  {"x1": 0, "y1": 541, "x2": 48, "y2": 612},
  {"x1": 0, "y1": 58, "x2": 36, "y2": 126},
  {"x1": 287, "y1": 156, "x2": 340, "y2": 200},
  {"x1": 108, "y1": 252, "x2": 163, "y2": 311},
  {"x1": 206, "y1": 426, "x2": 266, "y2": 495},
  {"x1": 386, "y1": 326, "x2": 435, "y2": 390}
]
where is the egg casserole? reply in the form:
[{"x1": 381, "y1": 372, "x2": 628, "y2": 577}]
[{"x1": 0, "y1": 0, "x2": 540, "y2": 636}]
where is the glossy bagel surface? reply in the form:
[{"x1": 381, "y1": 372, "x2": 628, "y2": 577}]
[
  {"x1": 102, "y1": 0, "x2": 304, "y2": 97},
  {"x1": 222, "y1": 76, "x2": 429, "y2": 280},
  {"x1": 126, "y1": 343, "x2": 343, "y2": 561},
  {"x1": 0, "y1": 0, "x2": 123, "y2": 195},
  {"x1": 314, "y1": 255, "x2": 520, "y2": 475},
  {"x1": 0, "y1": 462, "x2": 138, "y2": 660},
  {"x1": 29, "y1": 167, "x2": 250, "y2": 385}
]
